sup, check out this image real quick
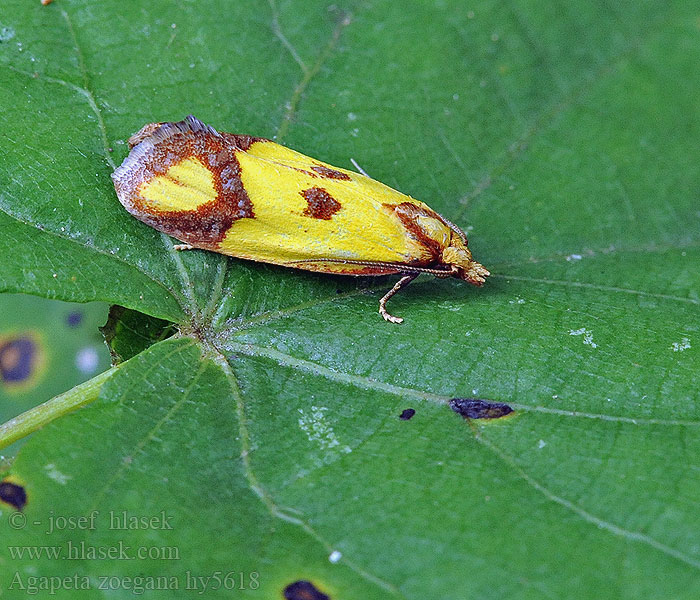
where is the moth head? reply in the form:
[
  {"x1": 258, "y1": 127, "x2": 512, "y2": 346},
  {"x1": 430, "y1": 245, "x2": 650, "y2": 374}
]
[{"x1": 442, "y1": 245, "x2": 490, "y2": 286}]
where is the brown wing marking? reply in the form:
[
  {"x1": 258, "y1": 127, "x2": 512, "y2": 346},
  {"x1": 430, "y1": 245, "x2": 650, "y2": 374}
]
[
  {"x1": 112, "y1": 116, "x2": 261, "y2": 248},
  {"x1": 300, "y1": 187, "x2": 342, "y2": 220}
]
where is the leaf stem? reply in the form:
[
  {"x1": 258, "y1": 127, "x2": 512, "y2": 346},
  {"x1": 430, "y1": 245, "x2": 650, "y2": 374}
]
[{"x1": 0, "y1": 367, "x2": 118, "y2": 450}]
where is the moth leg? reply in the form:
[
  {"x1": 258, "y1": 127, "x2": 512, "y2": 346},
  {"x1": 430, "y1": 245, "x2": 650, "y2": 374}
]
[
  {"x1": 173, "y1": 244, "x2": 195, "y2": 251},
  {"x1": 379, "y1": 274, "x2": 418, "y2": 324}
]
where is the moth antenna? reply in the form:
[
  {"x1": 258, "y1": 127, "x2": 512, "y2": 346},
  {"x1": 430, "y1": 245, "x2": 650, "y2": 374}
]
[
  {"x1": 350, "y1": 158, "x2": 371, "y2": 178},
  {"x1": 286, "y1": 258, "x2": 452, "y2": 276}
]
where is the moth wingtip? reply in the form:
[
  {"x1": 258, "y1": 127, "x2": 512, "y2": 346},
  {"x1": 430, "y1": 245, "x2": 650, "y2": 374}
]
[
  {"x1": 183, "y1": 114, "x2": 220, "y2": 137},
  {"x1": 184, "y1": 114, "x2": 202, "y2": 128}
]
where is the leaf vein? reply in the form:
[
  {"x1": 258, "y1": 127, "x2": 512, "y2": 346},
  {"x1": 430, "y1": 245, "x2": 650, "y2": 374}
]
[
  {"x1": 275, "y1": 9, "x2": 352, "y2": 141},
  {"x1": 225, "y1": 342, "x2": 700, "y2": 427},
  {"x1": 0, "y1": 204, "x2": 188, "y2": 317},
  {"x1": 491, "y1": 274, "x2": 700, "y2": 306},
  {"x1": 86, "y1": 339, "x2": 200, "y2": 510},
  {"x1": 211, "y1": 348, "x2": 402, "y2": 596},
  {"x1": 451, "y1": 16, "x2": 671, "y2": 222},
  {"x1": 475, "y1": 431, "x2": 700, "y2": 571},
  {"x1": 61, "y1": 7, "x2": 115, "y2": 170},
  {"x1": 268, "y1": 0, "x2": 308, "y2": 74}
]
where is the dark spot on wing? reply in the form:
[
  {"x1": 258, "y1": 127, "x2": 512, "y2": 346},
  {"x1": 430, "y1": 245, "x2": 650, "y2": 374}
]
[
  {"x1": 449, "y1": 398, "x2": 514, "y2": 419},
  {"x1": 311, "y1": 164, "x2": 351, "y2": 180},
  {"x1": 0, "y1": 336, "x2": 38, "y2": 384},
  {"x1": 399, "y1": 408, "x2": 416, "y2": 420},
  {"x1": 301, "y1": 187, "x2": 341, "y2": 220},
  {"x1": 0, "y1": 481, "x2": 27, "y2": 511},
  {"x1": 283, "y1": 581, "x2": 329, "y2": 600}
]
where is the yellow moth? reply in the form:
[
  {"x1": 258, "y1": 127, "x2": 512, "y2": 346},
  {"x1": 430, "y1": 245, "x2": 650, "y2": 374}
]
[{"x1": 112, "y1": 116, "x2": 489, "y2": 323}]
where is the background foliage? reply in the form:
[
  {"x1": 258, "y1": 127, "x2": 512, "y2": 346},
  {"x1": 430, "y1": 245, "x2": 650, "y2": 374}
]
[
  {"x1": 0, "y1": 295, "x2": 109, "y2": 427},
  {"x1": 0, "y1": 0, "x2": 698, "y2": 598}
]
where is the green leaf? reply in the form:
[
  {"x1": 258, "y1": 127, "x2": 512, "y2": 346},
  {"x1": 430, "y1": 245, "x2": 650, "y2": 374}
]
[
  {"x1": 100, "y1": 305, "x2": 176, "y2": 364},
  {"x1": 1, "y1": 0, "x2": 698, "y2": 598}
]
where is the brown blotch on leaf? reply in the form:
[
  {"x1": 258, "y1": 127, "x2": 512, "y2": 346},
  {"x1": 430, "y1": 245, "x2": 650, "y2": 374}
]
[
  {"x1": 399, "y1": 408, "x2": 416, "y2": 420},
  {"x1": 301, "y1": 187, "x2": 341, "y2": 220},
  {"x1": 0, "y1": 336, "x2": 38, "y2": 384},
  {"x1": 0, "y1": 481, "x2": 27, "y2": 511},
  {"x1": 311, "y1": 164, "x2": 351, "y2": 180},
  {"x1": 450, "y1": 398, "x2": 514, "y2": 419},
  {"x1": 283, "y1": 580, "x2": 330, "y2": 600}
]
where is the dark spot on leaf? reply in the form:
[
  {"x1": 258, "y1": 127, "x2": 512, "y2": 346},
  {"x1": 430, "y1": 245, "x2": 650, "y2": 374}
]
[
  {"x1": 0, "y1": 336, "x2": 37, "y2": 384},
  {"x1": 0, "y1": 481, "x2": 27, "y2": 510},
  {"x1": 449, "y1": 398, "x2": 513, "y2": 419},
  {"x1": 301, "y1": 187, "x2": 341, "y2": 220},
  {"x1": 399, "y1": 408, "x2": 416, "y2": 420},
  {"x1": 283, "y1": 581, "x2": 329, "y2": 600},
  {"x1": 66, "y1": 311, "x2": 83, "y2": 327}
]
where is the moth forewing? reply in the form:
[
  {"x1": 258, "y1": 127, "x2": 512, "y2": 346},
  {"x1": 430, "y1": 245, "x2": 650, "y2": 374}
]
[{"x1": 112, "y1": 115, "x2": 489, "y2": 323}]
